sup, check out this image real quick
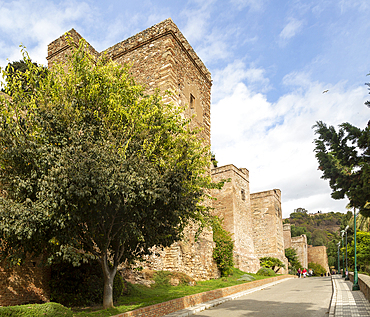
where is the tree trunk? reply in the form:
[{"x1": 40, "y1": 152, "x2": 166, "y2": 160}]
[{"x1": 101, "y1": 255, "x2": 117, "y2": 309}]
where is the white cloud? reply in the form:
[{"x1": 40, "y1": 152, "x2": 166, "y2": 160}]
[
  {"x1": 338, "y1": 0, "x2": 370, "y2": 14},
  {"x1": 212, "y1": 60, "x2": 271, "y2": 102},
  {"x1": 229, "y1": 0, "x2": 265, "y2": 12},
  {"x1": 211, "y1": 68, "x2": 369, "y2": 218},
  {"x1": 0, "y1": 0, "x2": 97, "y2": 69},
  {"x1": 181, "y1": 0, "x2": 215, "y2": 44},
  {"x1": 279, "y1": 18, "x2": 304, "y2": 44}
]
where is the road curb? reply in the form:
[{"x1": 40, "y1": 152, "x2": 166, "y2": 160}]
[{"x1": 329, "y1": 275, "x2": 337, "y2": 316}]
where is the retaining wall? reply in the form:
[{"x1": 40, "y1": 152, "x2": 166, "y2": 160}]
[{"x1": 349, "y1": 272, "x2": 370, "y2": 302}]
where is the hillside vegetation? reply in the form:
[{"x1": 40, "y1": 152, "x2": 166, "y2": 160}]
[{"x1": 284, "y1": 210, "x2": 352, "y2": 269}]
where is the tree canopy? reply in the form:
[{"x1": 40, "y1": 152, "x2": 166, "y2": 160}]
[
  {"x1": 0, "y1": 42, "x2": 219, "y2": 308},
  {"x1": 313, "y1": 82, "x2": 370, "y2": 216},
  {"x1": 284, "y1": 247, "x2": 302, "y2": 271}
]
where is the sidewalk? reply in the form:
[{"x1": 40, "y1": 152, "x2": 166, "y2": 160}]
[{"x1": 330, "y1": 274, "x2": 370, "y2": 316}]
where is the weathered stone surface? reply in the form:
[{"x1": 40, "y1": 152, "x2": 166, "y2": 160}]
[
  {"x1": 308, "y1": 245, "x2": 330, "y2": 273},
  {"x1": 250, "y1": 189, "x2": 288, "y2": 273},
  {"x1": 140, "y1": 224, "x2": 219, "y2": 281},
  {"x1": 283, "y1": 223, "x2": 292, "y2": 249},
  {"x1": 211, "y1": 165, "x2": 260, "y2": 273},
  {"x1": 291, "y1": 234, "x2": 308, "y2": 269}
]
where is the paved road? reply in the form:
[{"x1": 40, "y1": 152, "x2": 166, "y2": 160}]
[{"x1": 191, "y1": 277, "x2": 332, "y2": 317}]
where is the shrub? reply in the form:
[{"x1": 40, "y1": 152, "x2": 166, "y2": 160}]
[
  {"x1": 212, "y1": 217, "x2": 234, "y2": 276},
  {"x1": 50, "y1": 261, "x2": 125, "y2": 307},
  {"x1": 0, "y1": 302, "x2": 72, "y2": 317},
  {"x1": 308, "y1": 262, "x2": 327, "y2": 276},
  {"x1": 259, "y1": 257, "x2": 286, "y2": 273},
  {"x1": 256, "y1": 267, "x2": 276, "y2": 276}
]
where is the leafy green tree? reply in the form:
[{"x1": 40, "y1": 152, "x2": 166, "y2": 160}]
[
  {"x1": 285, "y1": 247, "x2": 302, "y2": 272},
  {"x1": 0, "y1": 42, "x2": 220, "y2": 308},
  {"x1": 313, "y1": 84, "x2": 370, "y2": 216},
  {"x1": 347, "y1": 231, "x2": 370, "y2": 274},
  {"x1": 259, "y1": 257, "x2": 286, "y2": 273},
  {"x1": 291, "y1": 224, "x2": 312, "y2": 244},
  {"x1": 311, "y1": 229, "x2": 327, "y2": 246},
  {"x1": 1, "y1": 59, "x2": 48, "y2": 95},
  {"x1": 327, "y1": 239, "x2": 340, "y2": 269}
]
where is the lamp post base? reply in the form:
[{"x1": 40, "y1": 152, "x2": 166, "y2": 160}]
[{"x1": 353, "y1": 284, "x2": 360, "y2": 291}]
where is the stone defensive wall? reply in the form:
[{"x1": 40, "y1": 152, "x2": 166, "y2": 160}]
[
  {"x1": 211, "y1": 165, "x2": 260, "y2": 273},
  {"x1": 250, "y1": 189, "x2": 288, "y2": 273},
  {"x1": 283, "y1": 223, "x2": 292, "y2": 249},
  {"x1": 307, "y1": 245, "x2": 329, "y2": 273},
  {"x1": 291, "y1": 234, "x2": 308, "y2": 269}
]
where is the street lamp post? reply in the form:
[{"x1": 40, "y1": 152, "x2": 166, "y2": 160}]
[
  {"x1": 353, "y1": 208, "x2": 360, "y2": 291},
  {"x1": 341, "y1": 231, "x2": 345, "y2": 278},
  {"x1": 337, "y1": 241, "x2": 341, "y2": 275},
  {"x1": 343, "y1": 225, "x2": 350, "y2": 281}
]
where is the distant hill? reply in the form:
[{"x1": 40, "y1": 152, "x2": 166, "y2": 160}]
[{"x1": 284, "y1": 211, "x2": 350, "y2": 247}]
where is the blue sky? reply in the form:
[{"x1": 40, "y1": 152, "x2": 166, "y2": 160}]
[{"x1": 1, "y1": 0, "x2": 370, "y2": 217}]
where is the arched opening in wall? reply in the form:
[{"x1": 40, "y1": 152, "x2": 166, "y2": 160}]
[{"x1": 241, "y1": 189, "x2": 245, "y2": 201}]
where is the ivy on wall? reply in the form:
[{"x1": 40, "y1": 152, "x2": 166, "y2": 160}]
[{"x1": 211, "y1": 217, "x2": 234, "y2": 276}]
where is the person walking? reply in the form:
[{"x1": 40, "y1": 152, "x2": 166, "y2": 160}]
[{"x1": 297, "y1": 268, "x2": 302, "y2": 278}]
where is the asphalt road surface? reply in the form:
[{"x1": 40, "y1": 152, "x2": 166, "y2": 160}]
[{"x1": 192, "y1": 277, "x2": 332, "y2": 317}]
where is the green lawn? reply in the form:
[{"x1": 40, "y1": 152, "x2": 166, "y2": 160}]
[
  {"x1": 0, "y1": 269, "x2": 278, "y2": 317},
  {"x1": 71, "y1": 269, "x2": 272, "y2": 317}
]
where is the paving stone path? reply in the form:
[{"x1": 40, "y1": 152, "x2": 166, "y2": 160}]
[{"x1": 331, "y1": 275, "x2": 370, "y2": 316}]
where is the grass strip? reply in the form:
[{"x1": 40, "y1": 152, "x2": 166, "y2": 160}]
[{"x1": 71, "y1": 269, "x2": 273, "y2": 317}]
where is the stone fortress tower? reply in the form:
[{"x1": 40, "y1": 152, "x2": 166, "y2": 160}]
[
  {"x1": 47, "y1": 19, "x2": 218, "y2": 281},
  {"x1": 250, "y1": 189, "x2": 288, "y2": 272},
  {"x1": 211, "y1": 166, "x2": 288, "y2": 274},
  {"x1": 47, "y1": 18, "x2": 211, "y2": 146},
  {"x1": 211, "y1": 165, "x2": 260, "y2": 273},
  {"x1": 47, "y1": 18, "x2": 292, "y2": 277}
]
